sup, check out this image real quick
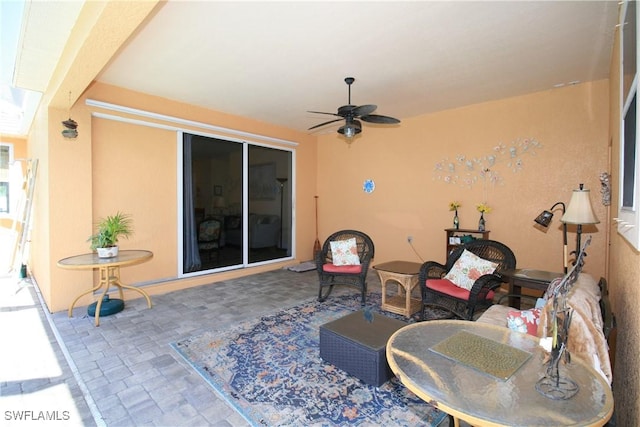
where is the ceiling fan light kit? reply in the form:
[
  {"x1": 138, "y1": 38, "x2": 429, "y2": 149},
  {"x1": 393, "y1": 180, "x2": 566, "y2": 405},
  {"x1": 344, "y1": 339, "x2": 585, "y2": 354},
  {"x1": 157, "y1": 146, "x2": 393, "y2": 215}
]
[
  {"x1": 338, "y1": 119, "x2": 362, "y2": 138},
  {"x1": 308, "y1": 77, "x2": 400, "y2": 142}
]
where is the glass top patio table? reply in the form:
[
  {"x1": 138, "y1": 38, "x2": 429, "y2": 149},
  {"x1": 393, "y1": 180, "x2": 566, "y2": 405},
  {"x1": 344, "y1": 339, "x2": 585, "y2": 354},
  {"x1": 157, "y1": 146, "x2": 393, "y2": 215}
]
[
  {"x1": 57, "y1": 249, "x2": 153, "y2": 269},
  {"x1": 386, "y1": 320, "x2": 613, "y2": 427}
]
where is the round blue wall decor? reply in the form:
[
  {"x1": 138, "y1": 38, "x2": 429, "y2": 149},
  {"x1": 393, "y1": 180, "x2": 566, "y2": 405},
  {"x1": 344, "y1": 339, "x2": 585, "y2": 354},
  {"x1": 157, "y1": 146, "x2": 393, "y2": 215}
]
[{"x1": 363, "y1": 179, "x2": 375, "y2": 194}]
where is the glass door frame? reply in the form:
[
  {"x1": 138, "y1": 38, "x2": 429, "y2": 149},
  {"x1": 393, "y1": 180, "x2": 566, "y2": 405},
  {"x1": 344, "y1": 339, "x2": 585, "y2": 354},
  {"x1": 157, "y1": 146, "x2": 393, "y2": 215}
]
[{"x1": 177, "y1": 130, "x2": 295, "y2": 277}]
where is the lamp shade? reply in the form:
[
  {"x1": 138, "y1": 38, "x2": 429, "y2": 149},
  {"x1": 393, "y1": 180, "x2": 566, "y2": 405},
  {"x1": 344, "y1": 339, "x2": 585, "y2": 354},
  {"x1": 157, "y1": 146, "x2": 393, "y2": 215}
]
[{"x1": 561, "y1": 186, "x2": 599, "y2": 225}]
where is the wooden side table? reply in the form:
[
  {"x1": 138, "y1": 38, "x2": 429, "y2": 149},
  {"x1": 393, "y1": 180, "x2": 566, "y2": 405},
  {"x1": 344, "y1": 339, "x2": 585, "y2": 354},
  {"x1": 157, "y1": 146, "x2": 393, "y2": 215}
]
[
  {"x1": 373, "y1": 261, "x2": 422, "y2": 318},
  {"x1": 501, "y1": 269, "x2": 563, "y2": 309}
]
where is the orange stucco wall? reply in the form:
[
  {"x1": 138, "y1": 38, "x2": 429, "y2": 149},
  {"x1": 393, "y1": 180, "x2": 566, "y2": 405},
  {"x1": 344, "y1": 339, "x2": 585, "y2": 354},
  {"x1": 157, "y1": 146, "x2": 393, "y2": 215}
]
[
  {"x1": 317, "y1": 81, "x2": 609, "y2": 279},
  {"x1": 29, "y1": 82, "x2": 317, "y2": 312},
  {"x1": 28, "y1": 79, "x2": 609, "y2": 314}
]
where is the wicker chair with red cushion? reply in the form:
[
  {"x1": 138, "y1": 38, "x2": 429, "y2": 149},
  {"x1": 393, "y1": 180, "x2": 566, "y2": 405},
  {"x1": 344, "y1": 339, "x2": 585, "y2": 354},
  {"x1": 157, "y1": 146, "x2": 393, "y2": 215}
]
[
  {"x1": 420, "y1": 239, "x2": 516, "y2": 320},
  {"x1": 315, "y1": 230, "x2": 375, "y2": 305}
]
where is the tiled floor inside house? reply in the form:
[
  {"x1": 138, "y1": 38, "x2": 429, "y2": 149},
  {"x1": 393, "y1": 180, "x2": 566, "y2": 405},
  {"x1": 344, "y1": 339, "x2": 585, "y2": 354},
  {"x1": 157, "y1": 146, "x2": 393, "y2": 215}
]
[{"x1": 1, "y1": 267, "x2": 456, "y2": 426}]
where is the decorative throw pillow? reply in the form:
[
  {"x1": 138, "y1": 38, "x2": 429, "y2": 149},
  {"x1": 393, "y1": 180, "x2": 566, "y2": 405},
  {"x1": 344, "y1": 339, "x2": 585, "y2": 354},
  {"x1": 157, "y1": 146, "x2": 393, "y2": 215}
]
[
  {"x1": 330, "y1": 238, "x2": 360, "y2": 266},
  {"x1": 507, "y1": 308, "x2": 541, "y2": 336},
  {"x1": 444, "y1": 249, "x2": 498, "y2": 290}
]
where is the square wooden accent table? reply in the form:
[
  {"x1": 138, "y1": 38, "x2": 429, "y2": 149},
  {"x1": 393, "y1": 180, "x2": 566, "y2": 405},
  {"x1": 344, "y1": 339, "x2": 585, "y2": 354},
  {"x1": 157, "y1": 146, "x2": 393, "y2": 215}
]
[
  {"x1": 373, "y1": 261, "x2": 422, "y2": 318},
  {"x1": 501, "y1": 269, "x2": 563, "y2": 309}
]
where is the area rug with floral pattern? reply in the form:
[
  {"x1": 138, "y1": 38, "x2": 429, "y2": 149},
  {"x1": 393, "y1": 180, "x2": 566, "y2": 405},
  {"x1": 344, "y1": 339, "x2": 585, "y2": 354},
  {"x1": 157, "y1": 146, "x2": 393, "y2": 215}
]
[{"x1": 171, "y1": 292, "x2": 447, "y2": 426}]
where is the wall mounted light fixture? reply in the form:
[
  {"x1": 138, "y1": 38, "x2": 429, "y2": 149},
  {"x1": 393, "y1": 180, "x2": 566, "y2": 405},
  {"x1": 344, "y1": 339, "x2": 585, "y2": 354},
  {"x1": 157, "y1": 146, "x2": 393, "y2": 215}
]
[
  {"x1": 61, "y1": 118, "x2": 78, "y2": 138},
  {"x1": 534, "y1": 201, "x2": 568, "y2": 273},
  {"x1": 61, "y1": 91, "x2": 78, "y2": 139}
]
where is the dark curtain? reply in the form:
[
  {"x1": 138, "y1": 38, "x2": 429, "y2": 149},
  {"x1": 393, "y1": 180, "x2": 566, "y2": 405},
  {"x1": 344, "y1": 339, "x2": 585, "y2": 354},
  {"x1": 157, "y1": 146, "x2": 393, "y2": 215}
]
[{"x1": 183, "y1": 133, "x2": 201, "y2": 272}]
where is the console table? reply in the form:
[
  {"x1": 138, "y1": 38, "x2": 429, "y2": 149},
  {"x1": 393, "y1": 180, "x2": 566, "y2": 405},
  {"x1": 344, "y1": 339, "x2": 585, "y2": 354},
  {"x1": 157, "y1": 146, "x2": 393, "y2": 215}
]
[
  {"x1": 387, "y1": 320, "x2": 613, "y2": 426},
  {"x1": 58, "y1": 250, "x2": 153, "y2": 326}
]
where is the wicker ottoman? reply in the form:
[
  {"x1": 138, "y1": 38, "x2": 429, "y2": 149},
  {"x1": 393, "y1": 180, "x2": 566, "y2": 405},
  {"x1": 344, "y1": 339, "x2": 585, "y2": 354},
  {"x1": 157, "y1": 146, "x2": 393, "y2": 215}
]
[{"x1": 319, "y1": 310, "x2": 407, "y2": 386}]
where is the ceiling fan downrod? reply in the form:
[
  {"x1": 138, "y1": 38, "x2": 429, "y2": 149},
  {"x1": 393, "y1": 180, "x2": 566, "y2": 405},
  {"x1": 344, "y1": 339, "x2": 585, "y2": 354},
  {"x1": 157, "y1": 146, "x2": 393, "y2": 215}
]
[{"x1": 345, "y1": 77, "x2": 355, "y2": 105}]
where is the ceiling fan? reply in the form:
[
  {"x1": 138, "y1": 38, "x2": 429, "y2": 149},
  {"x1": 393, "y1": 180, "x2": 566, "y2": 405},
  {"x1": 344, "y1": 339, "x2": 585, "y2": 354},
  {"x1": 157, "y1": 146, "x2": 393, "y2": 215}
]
[{"x1": 308, "y1": 77, "x2": 400, "y2": 140}]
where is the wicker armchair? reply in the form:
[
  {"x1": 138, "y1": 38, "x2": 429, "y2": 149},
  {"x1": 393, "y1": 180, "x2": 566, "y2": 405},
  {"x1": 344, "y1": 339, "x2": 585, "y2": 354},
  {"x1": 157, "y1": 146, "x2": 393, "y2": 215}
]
[
  {"x1": 198, "y1": 218, "x2": 222, "y2": 261},
  {"x1": 315, "y1": 230, "x2": 375, "y2": 305},
  {"x1": 420, "y1": 239, "x2": 516, "y2": 320}
]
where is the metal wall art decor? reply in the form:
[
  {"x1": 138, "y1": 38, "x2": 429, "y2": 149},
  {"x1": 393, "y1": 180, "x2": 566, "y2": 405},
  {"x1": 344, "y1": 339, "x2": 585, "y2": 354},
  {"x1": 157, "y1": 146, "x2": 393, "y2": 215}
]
[
  {"x1": 433, "y1": 137, "x2": 542, "y2": 189},
  {"x1": 535, "y1": 237, "x2": 591, "y2": 400},
  {"x1": 600, "y1": 172, "x2": 611, "y2": 206}
]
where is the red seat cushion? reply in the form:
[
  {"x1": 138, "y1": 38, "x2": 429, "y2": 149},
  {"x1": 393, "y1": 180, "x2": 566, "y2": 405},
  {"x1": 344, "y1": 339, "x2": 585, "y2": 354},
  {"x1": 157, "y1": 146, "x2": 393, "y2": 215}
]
[
  {"x1": 426, "y1": 279, "x2": 495, "y2": 300},
  {"x1": 323, "y1": 263, "x2": 362, "y2": 274}
]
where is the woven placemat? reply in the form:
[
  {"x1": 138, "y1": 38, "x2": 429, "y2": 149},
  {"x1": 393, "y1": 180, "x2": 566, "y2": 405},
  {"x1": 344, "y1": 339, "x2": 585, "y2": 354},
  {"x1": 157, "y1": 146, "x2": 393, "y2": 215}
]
[{"x1": 430, "y1": 330, "x2": 531, "y2": 380}]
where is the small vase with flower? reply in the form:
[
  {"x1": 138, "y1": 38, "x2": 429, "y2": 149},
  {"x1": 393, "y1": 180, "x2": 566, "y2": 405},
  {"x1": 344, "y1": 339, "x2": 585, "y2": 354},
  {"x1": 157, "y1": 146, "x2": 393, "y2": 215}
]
[
  {"x1": 449, "y1": 201, "x2": 461, "y2": 230},
  {"x1": 476, "y1": 203, "x2": 491, "y2": 231}
]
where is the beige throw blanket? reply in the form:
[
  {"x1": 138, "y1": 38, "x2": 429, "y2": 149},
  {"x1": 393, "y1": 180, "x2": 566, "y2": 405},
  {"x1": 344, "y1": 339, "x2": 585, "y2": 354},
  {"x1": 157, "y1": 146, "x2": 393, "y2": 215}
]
[{"x1": 477, "y1": 273, "x2": 612, "y2": 384}]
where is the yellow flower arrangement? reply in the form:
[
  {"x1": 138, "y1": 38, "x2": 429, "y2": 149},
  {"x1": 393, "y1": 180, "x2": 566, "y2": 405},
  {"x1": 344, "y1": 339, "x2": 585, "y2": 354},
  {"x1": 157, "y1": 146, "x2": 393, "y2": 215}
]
[
  {"x1": 476, "y1": 203, "x2": 492, "y2": 214},
  {"x1": 449, "y1": 201, "x2": 461, "y2": 211}
]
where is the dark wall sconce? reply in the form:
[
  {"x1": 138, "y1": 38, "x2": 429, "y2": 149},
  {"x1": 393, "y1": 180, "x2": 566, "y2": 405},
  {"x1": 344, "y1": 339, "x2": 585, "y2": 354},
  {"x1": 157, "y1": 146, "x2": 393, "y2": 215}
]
[
  {"x1": 534, "y1": 202, "x2": 568, "y2": 273},
  {"x1": 62, "y1": 118, "x2": 78, "y2": 139}
]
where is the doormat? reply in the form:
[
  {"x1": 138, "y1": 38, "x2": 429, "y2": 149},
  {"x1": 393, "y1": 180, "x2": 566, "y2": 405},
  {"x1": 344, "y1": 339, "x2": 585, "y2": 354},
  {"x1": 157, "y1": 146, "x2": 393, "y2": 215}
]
[{"x1": 286, "y1": 261, "x2": 316, "y2": 272}]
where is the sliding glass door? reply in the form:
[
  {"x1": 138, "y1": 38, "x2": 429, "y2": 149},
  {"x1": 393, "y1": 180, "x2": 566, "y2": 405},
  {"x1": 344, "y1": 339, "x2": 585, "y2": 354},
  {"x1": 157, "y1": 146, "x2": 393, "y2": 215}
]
[{"x1": 182, "y1": 133, "x2": 292, "y2": 274}]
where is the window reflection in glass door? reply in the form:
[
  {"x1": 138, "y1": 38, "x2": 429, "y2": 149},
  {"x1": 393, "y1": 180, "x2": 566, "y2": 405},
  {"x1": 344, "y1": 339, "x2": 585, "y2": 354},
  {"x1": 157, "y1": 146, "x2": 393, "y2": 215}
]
[{"x1": 248, "y1": 145, "x2": 292, "y2": 263}]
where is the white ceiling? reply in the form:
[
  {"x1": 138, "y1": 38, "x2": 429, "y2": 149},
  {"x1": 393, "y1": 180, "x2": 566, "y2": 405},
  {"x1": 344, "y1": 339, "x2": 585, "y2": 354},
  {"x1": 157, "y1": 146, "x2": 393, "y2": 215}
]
[{"x1": 7, "y1": 1, "x2": 620, "y2": 136}]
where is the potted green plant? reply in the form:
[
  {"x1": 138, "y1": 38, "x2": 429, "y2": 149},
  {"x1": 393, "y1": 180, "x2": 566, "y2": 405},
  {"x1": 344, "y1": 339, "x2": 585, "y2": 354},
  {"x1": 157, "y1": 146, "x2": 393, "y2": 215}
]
[{"x1": 88, "y1": 212, "x2": 133, "y2": 258}]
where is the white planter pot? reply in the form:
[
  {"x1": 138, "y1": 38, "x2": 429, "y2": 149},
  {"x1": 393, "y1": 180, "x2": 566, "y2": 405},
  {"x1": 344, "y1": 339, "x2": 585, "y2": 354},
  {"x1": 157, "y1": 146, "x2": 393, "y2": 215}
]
[{"x1": 96, "y1": 246, "x2": 119, "y2": 258}]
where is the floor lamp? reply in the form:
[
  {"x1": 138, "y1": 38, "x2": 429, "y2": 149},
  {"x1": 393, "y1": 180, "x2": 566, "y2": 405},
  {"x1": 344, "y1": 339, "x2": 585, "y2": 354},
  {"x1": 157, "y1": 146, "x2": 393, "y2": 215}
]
[
  {"x1": 277, "y1": 178, "x2": 288, "y2": 249},
  {"x1": 534, "y1": 202, "x2": 568, "y2": 274},
  {"x1": 561, "y1": 183, "x2": 600, "y2": 261}
]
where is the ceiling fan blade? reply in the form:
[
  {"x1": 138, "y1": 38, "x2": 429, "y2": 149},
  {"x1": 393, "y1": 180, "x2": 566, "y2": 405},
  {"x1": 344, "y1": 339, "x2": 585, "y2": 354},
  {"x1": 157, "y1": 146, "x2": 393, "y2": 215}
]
[
  {"x1": 308, "y1": 110, "x2": 342, "y2": 117},
  {"x1": 360, "y1": 114, "x2": 401, "y2": 124},
  {"x1": 352, "y1": 104, "x2": 377, "y2": 117},
  {"x1": 308, "y1": 118, "x2": 344, "y2": 130}
]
